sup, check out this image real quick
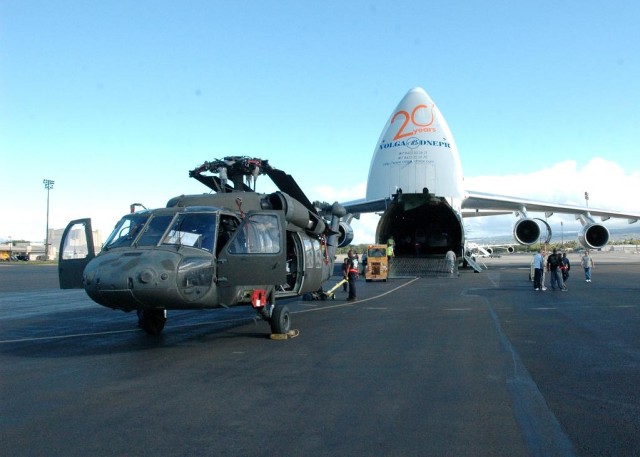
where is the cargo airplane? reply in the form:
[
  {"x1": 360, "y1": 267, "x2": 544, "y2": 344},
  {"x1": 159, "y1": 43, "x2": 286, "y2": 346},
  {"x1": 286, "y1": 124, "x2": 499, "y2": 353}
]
[{"x1": 342, "y1": 87, "x2": 639, "y2": 268}]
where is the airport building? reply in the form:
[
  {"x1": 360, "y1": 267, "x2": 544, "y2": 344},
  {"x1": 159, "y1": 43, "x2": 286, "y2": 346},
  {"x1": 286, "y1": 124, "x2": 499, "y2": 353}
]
[{"x1": 0, "y1": 228, "x2": 103, "y2": 261}]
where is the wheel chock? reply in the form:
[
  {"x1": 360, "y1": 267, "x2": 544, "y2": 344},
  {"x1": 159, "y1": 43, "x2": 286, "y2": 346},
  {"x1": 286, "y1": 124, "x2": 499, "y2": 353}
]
[{"x1": 270, "y1": 329, "x2": 300, "y2": 340}]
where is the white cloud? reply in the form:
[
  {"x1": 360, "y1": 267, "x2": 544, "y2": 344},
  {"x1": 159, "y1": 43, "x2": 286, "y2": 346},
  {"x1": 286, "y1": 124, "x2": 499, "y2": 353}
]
[{"x1": 465, "y1": 158, "x2": 640, "y2": 210}]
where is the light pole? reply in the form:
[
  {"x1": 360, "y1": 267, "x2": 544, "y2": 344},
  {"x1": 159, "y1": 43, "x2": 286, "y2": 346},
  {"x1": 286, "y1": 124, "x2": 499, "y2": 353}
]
[
  {"x1": 561, "y1": 221, "x2": 564, "y2": 247},
  {"x1": 585, "y1": 191, "x2": 589, "y2": 208},
  {"x1": 43, "y1": 179, "x2": 55, "y2": 259}
]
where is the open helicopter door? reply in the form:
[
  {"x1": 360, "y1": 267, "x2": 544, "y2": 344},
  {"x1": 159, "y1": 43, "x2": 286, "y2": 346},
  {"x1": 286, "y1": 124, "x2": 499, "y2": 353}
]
[
  {"x1": 58, "y1": 218, "x2": 96, "y2": 289},
  {"x1": 216, "y1": 211, "x2": 287, "y2": 305}
]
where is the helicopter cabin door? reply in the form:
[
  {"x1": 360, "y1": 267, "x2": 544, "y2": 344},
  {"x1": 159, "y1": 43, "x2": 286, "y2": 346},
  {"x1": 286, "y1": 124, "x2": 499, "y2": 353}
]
[
  {"x1": 216, "y1": 211, "x2": 287, "y2": 304},
  {"x1": 58, "y1": 218, "x2": 96, "y2": 289}
]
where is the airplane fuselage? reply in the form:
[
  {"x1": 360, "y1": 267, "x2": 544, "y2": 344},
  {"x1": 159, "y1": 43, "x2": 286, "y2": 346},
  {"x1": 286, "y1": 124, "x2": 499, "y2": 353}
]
[{"x1": 346, "y1": 87, "x2": 633, "y2": 259}]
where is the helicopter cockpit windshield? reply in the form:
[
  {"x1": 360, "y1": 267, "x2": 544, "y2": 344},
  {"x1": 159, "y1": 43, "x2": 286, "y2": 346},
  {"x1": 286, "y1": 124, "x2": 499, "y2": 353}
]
[
  {"x1": 161, "y1": 212, "x2": 217, "y2": 253},
  {"x1": 103, "y1": 213, "x2": 150, "y2": 249},
  {"x1": 103, "y1": 211, "x2": 219, "y2": 253}
]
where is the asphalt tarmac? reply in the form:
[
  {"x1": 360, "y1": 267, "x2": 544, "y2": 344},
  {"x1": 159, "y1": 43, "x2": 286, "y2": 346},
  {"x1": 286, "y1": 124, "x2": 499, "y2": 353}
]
[{"x1": 1, "y1": 251, "x2": 639, "y2": 456}]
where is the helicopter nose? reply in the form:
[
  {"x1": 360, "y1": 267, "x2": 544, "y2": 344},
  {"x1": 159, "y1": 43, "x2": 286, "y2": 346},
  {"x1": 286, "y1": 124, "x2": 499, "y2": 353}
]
[
  {"x1": 138, "y1": 268, "x2": 156, "y2": 284},
  {"x1": 83, "y1": 250, "x2": 181, "y2": 311}
]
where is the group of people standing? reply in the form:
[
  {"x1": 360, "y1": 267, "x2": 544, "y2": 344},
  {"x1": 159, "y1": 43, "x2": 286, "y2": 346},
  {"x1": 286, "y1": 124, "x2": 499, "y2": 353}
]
[{"x1": 532, "y1": 248, "x2": 595, "y2": 291}]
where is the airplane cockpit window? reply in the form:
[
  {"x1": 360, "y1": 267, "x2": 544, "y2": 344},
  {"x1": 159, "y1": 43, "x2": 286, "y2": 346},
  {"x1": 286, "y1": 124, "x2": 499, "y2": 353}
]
[
  {"x1": 104, "y1": 214, "x2": 150, "y2": 249},
  {"x1": 228, "y1": 214, "x2": 281, "y2": 254},
  {"x1": 136, "y1": 214, "x2": 175, "y2": 247},
  {"x1": 161, "y1": 212, "x2": 217, "y2": 253}
]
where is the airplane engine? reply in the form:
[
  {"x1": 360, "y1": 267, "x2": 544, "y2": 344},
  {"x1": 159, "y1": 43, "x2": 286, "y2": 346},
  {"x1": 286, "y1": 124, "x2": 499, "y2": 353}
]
[
  {"x1": 337, "y1": 221, "x2": 354, "y2": 248},
  {"x1": 486, "y1": 247, "x2": 493, "y2": 255},
  {"x1": 513, "y1": 218, "x2": 541, "y2": 245},
  {"x1": 506, "y1": 246, "x2": 515, "y2": 253},
  {"x1": 578, "y1": 222, "x2": 609, "y2": 249}
]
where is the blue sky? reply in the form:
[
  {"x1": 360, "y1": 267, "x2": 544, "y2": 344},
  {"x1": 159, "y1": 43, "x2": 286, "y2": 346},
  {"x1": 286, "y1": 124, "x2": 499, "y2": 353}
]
[{"x1": 2, "y1": 0, "x2": 639, "y2": 244}]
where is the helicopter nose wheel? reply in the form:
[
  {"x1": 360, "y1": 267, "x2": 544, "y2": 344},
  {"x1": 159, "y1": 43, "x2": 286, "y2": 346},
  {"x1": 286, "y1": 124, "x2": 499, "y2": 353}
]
[
  {"x1": 137, "y1": 308, "x2": 167, "y2": 335},
  {"x1": 269, "y1": 305, "x2": 291, "y2": 335}
]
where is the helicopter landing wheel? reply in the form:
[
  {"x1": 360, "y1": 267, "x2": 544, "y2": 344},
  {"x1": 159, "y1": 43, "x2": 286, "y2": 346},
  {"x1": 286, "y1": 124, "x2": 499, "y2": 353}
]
[
  {"x1": 137, "y1": 308, "x2": 167, "y2": 335},
  {"x1": 270, "y1": 305, "x2": 291, "y2": 335}
]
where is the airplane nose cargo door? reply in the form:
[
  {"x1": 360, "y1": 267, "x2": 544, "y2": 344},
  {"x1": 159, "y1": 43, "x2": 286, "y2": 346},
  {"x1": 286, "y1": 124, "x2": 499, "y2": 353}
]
[{"x1": 58, "y1": 218, "x2": 96, "y2": 289}]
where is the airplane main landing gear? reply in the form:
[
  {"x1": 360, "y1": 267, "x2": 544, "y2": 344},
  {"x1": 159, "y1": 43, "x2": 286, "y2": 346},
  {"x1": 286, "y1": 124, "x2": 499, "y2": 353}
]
[{"x1": 137, "y1": 308, "x2": 167, "y2": 335}]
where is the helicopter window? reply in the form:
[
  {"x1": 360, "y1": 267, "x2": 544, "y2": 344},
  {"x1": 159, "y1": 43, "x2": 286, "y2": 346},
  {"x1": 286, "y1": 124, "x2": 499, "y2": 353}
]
[
  {"x1": 311, "y1": 238, "x2": 322, "y2": 268},
  {"x1": 228, "y1": 214, "x2": 281, "y2": 254},
  {"x1": 302, "y1": 237, "x2": 314, "y2": 268},
  {"x1": 61, "y1": 222, "x2": 90, "y2": 260},
  {"x1": 216, "y1": 216, "x2": 239, "y2": 255},
  {"x1": 300, "y1": 237, "x2": 323, "y2": 268},
  {"x1": 161, "y1": 213, "x2": 217, "y2": 252},
  {"x1": 136, "y1": 214, "x2": 175, "y2": 247},
  {"x1": 104, "y1": 214, "x2": 150, "y2": 249}
]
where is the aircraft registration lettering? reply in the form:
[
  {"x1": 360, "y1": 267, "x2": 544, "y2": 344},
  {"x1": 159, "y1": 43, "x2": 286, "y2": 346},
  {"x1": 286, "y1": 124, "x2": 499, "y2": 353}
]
[{"x1": 391, "y1": 104, "x2": 436, "y2": 140}]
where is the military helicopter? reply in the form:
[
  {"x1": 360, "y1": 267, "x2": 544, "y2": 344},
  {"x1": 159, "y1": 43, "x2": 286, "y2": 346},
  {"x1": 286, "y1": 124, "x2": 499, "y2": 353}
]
[{"x1": 58, "y1": 157, "x2": 353, "y2": 336}]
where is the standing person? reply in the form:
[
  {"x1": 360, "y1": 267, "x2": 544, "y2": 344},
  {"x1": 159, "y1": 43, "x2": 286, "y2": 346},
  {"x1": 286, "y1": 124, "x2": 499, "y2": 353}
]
[
  {"x1": 352, "y1": 252, "x2": 359, "y2": 276},
  {"x1": 346, "y1": 250, "x2": 358, "y2": 301},
  {"x1": 561, "y1": 252, "x2": 571, "y2": 283},
  {"x1": 387, "y1": 239, "x2": 395, "y2": 262},
  {"x1": 445, "y1": 249, "x2": 457, "y2": 275},
  {"x1": 547, "y1": 248, "x2": 567, "y2": 291},
  {"x1": 342, "y1": 257, "x2": 349, "y2": 292},
  {"x1": 557, "y1": 250, "x2": 568, "y2": 290},
  {"x1": 533, "y1": 249, "x2": 544, "y2": 290},
  {"x1": 541, "y1": 249, "x2": 548, "y2": 290},
  {"x1": 361, "y1": 251, "x2": 368, "y2": 278},
  {"x1": 581, "y1": 250, "x2": 594, "y2": 282}
]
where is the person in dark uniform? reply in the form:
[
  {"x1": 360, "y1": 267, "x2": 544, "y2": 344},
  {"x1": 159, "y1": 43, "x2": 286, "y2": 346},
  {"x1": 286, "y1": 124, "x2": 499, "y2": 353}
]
[
  {"x1": 342, "y1": 257, "x2": 349, "y2": 292},
  {"x1": 347, "y1": 249, "x2": 358, "y2": 301}
]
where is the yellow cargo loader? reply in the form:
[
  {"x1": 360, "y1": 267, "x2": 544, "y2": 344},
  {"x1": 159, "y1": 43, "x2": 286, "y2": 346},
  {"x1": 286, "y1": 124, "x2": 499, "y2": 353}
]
[{"x1": 364, "y1": 245, "x2": 388, "y2": 281}]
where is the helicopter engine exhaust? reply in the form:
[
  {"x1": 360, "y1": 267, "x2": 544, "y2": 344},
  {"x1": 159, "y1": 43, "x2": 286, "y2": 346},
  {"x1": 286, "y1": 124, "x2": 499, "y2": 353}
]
[
  {"x1": 265, "y1": 192, "x2": 326, "y2": 235},
  {"x1": 337, "y1": 221, "x2": 354, "y2": 247}
]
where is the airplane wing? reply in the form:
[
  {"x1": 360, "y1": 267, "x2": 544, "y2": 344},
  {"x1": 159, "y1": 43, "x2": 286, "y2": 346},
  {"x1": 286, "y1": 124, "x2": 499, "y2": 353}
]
[
  {"x1": 341, "y1": 197, "x2": 390, "y2": 214},
  {"x1": 462, "y1": 190, "x2": 640, "y2": 223}
]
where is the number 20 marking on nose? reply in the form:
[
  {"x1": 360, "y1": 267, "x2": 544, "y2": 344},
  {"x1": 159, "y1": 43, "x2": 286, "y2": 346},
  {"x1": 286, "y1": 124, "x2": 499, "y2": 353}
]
[{"x1": 391, "y1": 104, "x2": 434, "y2": 140}]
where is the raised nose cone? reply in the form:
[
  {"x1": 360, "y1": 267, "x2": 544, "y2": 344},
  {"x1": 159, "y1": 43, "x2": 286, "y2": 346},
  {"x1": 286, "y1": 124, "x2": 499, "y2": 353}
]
[{"x1": 366, "y1": 87, "x2": 464, "y2": 201}]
